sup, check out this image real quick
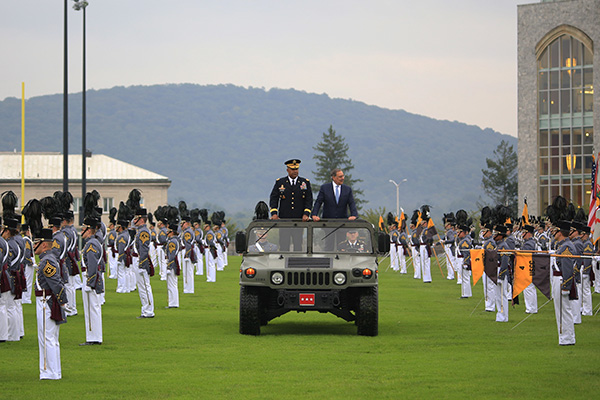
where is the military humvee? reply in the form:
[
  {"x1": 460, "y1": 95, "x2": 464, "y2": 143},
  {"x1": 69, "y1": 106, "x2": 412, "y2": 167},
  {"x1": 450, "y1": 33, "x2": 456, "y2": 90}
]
[{"x1": 236, "y1": 219, "x2": 389, "y2": 336}]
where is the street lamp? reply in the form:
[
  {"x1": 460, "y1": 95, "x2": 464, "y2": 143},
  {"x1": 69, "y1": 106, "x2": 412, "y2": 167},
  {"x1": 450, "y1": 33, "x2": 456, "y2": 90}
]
[
  {"x1": 389, "y1": 179, "x2": 408, "y2": 218},
  {"x1": 73, "y1": 1, "x2": 89, "y2": 224},
  {"x1": 63, "y1": 0, "x2": 69, "y2": 192}
]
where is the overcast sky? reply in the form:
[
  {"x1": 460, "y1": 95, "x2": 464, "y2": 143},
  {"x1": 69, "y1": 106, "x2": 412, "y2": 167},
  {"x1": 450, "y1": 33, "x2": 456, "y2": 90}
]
[{"x1": 1, "y1": 0, "x2": 536, "y2": 137}]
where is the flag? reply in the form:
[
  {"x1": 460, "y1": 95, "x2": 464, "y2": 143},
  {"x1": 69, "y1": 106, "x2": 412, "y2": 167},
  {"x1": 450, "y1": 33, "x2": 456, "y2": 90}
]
[
  {"x1": 532, "y1": 254, "x2": 551, "y2": 300},
  {"x1": 470, "y1": 249, "x2": 485, "y2": 286},
  {"x1": 416, "y1": 211, "x2": 422, "y2": 227},
  {"x1": 513, "y1": 253, "x2": 534, "y2": 298},
  {"x1": 378, "y1": 215, "x2": 386, "y2": 232},
  {"x1": 522, "y1": 199, "x2": 529, "y2": 225},
  {"x1": 483, "y1": 250, "x2": 498, "y2": 284},
  {"x1": 427, "y1": 218, "x2": 437, "y2": 236},
  {"x1": 588, "y1": 153, "x2": 598, "y2": 226}
]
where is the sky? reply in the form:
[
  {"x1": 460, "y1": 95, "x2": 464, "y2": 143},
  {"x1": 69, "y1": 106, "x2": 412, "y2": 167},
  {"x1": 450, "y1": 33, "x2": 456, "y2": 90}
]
[{"x1": 1, "y1": 0, "x2": 536, "y2": 137}]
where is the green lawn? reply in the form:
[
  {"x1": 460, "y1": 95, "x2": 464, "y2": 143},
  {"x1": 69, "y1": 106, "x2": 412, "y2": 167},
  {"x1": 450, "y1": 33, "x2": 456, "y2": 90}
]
[{"x1": 2, "y1": 255, "x2": 599, "y2": 399}]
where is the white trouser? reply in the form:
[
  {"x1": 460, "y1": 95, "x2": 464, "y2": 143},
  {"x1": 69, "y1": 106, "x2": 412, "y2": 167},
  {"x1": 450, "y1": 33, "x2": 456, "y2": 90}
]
[
  {"x1": 594, "y1": 259, "x2": 600, "y2": 293},
  {"x1": 157, "y1": 246, "x2": 167, "y2": 280},
  {"x1": 523, "y1": 283, "x2": 538, "y2": 313},
  {"x1": 195, "y1": 247, "x2": 204, "y2": 275},
  {"x1": 454, "y1": 251, "x2": 462, "y2": 284},
  {"x1": 0, "y1": 293, "x2": 8, "y2": 340},
  {"x1": 444, "y1": 244, "x2": 455, "y2": 280},
  {"x1": 182, "y1": 258, "x2": 195, "y2": 294},
  {"x1": 224, "y1": 245, "x2": 228, "y2": 266},
  {"x1": 420, "y1": 246, "x2": 431, "y2": 283},
  {"x1": 37, "y1": 295, "x2": 61, "y2": 380},
  {"x1": 108, "y1": 250, "x2": 117, "y2": 279},
  {"x1": 216, "y1": 246, "x2": 225, "y2": 271},
  {"x1": 495, "y1": 274, "x2": 509, "y2": 322},
  {"x1": 3, "y1": 291, "x2": 20, "y2": 341},
  {"x1": 461, "y1": 267, "x2": 472, "y2": 297},
  {"x1": 22, "y1": 264, "x2": 36, "y2": 303},
  {"x1": 82, "y1": 284, "x2": 103, "y2": 343},
  {"x1": 167, "y1": 270, "x2": 179, "y2": 308},
  {"x1": 581, "y1": 274, "x2": 593, "y2": 316},
  {"x1": 129, "y1": 256, "x2": 139, "y2": 292},
  {"x1": 136, "y1": 268, "x2": 154, "y2": 317},
  {"x1": 149, "y1": 243, "x2": 158, "y2": 276},
  {"x1": 65, "y1": 275, "x2": 77, "y2": 316},
  {"x1": 206, "y1": 252, "x2": 217, "y2": 282},
  {"x1": 390, "y1": 245, "x2": 399, "y2": 271},
  {"x1": 399, "y1": 246, "x2": 407, "y2": 274},
  {"x1": 484, "y1": 273, "x2": 496, "y2": 312},
  {"x1": 412, "y1": 247, "x2": 421, "y2": 279},
  {"x1": 116, "y1": 261, "x2": 127, "y2": 293},
  {"x1": 73, "y1": 273, "x2": 83, "y2": 290},
  {"x1": 16, "y1": 298, "x2": 24, "y2": 337},
  {"x1": 552, "y1": 275, "x2": 575, "y2": 345}
]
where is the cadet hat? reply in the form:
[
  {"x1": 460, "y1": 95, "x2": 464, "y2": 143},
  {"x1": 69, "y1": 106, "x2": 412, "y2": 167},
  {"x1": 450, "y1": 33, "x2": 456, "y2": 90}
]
[
  {"x1": 522, "y1": 225, "x2": 535, "y2": 234},
  {"x1": 556, "y1": 220, "x2": 572, "y2": 233},
  {"x1": 285, "y1": 159, "x2": 301, "y2": 169},
  {"x1": 34, "y1": 227, "x2": 54, "y2": 243},
  {"x1": 494, "y1": 225, "x2": 508, "y2": 236}
]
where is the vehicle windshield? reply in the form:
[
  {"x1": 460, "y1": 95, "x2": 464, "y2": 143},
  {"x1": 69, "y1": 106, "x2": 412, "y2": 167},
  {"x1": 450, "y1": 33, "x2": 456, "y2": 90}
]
[
  {"x1": 247, "y1": 227, "x2": 307, "y2": 253},
  {"x1": 313, "y1": 227, "x2": 372, "y2": 253}
]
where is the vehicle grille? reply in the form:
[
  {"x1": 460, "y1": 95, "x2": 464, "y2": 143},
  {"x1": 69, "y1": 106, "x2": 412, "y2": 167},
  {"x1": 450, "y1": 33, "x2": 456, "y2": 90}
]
[
  {"x1": 286, "y1": 271, "x2": 331, "y2": 286},
  {"x1": 285, "y1": 257, "x2": 332, "y2": 269}
]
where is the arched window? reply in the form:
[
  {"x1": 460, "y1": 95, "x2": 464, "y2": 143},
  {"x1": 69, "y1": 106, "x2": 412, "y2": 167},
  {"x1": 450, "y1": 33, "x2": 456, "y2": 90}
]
[{"x1": 537, "y1": 26, "x2": 593, "y2": 212}]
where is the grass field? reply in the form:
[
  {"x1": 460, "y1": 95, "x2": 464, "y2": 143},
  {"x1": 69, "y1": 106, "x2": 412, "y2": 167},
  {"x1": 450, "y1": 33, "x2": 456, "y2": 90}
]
[{"x1": 2, "y1": 255, "x2": 599, "y2": 399}]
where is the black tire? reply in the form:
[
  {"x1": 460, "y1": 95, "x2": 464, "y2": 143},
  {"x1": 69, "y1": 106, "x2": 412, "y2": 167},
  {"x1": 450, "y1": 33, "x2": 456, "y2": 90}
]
[
  {"x1": 356, "y1": 286, "x2": 378, "y2": 336},
  {"x1": 239, "y1": 286, "x2": 261, "y2": 335}
]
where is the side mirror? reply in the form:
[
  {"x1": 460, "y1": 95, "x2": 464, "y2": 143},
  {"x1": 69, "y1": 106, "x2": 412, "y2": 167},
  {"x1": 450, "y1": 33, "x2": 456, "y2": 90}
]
[
  {"x1": 378, "y1": 232, "x2": 390, "y2": 254},
  {"x1": 235, "y1": 231, "x2": 247, "y2": 254}
]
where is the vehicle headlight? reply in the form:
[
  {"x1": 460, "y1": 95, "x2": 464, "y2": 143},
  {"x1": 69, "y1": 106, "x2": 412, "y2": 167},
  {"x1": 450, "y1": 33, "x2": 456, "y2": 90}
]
[
  {"x1": 244, "y1": 268, "x2": 256, "y2": 278},
  {"x1": 333, "y1": 272, "x2": 346, "y2": 285},
  {"x1": 271, "y1": 272, "x2": 284, "y2": 285}
]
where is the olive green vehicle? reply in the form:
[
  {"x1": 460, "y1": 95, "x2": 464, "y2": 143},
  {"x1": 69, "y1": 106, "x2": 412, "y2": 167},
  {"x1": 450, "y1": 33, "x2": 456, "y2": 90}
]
[{"x1": 236, "y1": 219, "x2": 389, "y2": 336}]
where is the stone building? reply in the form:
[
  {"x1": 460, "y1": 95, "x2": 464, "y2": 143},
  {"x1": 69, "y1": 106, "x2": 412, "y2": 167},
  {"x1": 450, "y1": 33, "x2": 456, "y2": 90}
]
[
  {"x1": 0, "y1": 152, "x2": 171, "y2": 227},
  {"x1": 518, "y1": 0, "x2": 599, "y2": 214}
]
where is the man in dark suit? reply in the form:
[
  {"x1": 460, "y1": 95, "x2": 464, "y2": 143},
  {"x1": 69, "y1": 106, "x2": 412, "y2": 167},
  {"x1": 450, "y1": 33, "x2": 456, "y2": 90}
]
[{"x1": 312, "y1": 169, "x2": 358, "y2": 221}]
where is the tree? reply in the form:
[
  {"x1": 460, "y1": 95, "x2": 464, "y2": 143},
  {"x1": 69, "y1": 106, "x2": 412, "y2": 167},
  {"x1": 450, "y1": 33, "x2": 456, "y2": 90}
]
[
  {"x1": 481, "y1": 140, "x2": 518, "y2": 215},
  {"x1": 312, "y1": 125, "x2": 365, "y2": 210}
]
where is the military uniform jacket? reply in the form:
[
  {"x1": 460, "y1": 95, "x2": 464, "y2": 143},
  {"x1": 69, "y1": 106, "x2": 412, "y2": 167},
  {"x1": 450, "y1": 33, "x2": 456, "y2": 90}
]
[
  {"x1": 398, "y1": 231, "x2": 409, "y2": 249},
  {"x1": 581, "y1": 238, "x2": 593, "y2": 275},
  {"x1": 51, "y1": 230, "x2": 68, "y2": 283},
  {"x1": 410, "y1": 227, "x2": 422, "y2": 248},
  {"x1": 445, "y1": 228, "x2": 456, "y2": 252},
  {"x1": 83, "y1": 237, "x2": 104, "y2": 294},
  {"x1": 116, "y1": 230, "x2": 131, "y2": 265},
  {"x1": 135, "y1": 225, "x2": 152, "y2": 273},
  {"x1": 572, "y1": 237, "x2": 583, "y2": 283},
  {"x1": 269, "y1": 176, "x2": 313, "y2": 218},
  {"x1": 1, "y1": 236, "x2": 21, "y2": 294},
  {"x1": 37, "y1": 250, "x2": 68, "y2": 324},
  {"x1": 522, "y1": 237, "x2": 537, "y2": 252},
  {"x1": 62, "y1": 226, "x2": 79, "y2": 275},
  {"x1": 497, "y1": 237, "x2": 513, "y2": 280},
  {"x1": 556, "y1": 238, "x2": 577, "y2": 292},
  {"x1": 338, "y1": 239, "x2": 367, "y2": 253},
  {"x1": 166, "y1": 236, "x2": 180, "y2": 275},
  {"x1": 390, "y1": 229, "x2": 399, "y2": 246},
  {"x1": 158, "y1": 227, "x2": 168, "y2": 247},
  {"x1": 483, "y1": 237, "x2": 496, "y2": 251},
  {"x1": 457, "y1": 236, "x2": 472, "y2": 267},
  {"x1": 107, "y1": 228, "x2": 117, "y2": 256},
  {"x1": 0, "y1": 237, "x2": 8, "y2": 294},
  {"x1": 182, "y1": 227, "x2": 196, "y2": 260},
  {"x1": 23, "y1": 236, "x2": 34, "y2": 267}
]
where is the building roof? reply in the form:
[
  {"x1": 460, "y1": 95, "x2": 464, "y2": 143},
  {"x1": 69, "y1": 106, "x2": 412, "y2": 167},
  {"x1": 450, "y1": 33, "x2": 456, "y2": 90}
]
[{"x1": 0, "y1": 152, "x2": 169, "y2": 182}]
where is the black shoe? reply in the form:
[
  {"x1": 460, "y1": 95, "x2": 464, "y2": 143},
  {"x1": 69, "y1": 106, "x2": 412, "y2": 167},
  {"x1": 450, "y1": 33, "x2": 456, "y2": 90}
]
[
  {"x1": 137, "y1": 315, "x2": 155, "y2": 319},
  {"x1": 79, "y1": 341, "x2": 101, "y2": 346},
  {"x1": 164, "y1": 306, "x2": 178, "y2": 309}
]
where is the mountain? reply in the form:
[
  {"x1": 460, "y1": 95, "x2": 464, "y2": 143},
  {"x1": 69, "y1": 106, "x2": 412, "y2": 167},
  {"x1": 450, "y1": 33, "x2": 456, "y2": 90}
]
[{"x1": 1, "y1": 83, "x2": 516, "y2": 222}]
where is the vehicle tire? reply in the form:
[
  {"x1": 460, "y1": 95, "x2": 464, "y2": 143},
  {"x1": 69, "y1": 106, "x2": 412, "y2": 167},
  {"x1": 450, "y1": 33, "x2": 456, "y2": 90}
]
[
  {"x1": 240, "y1": 286, "x2": 261, "y2": 335},
  {"x1": 356, "y1": 286, "x2": 378, "y2": 336}
]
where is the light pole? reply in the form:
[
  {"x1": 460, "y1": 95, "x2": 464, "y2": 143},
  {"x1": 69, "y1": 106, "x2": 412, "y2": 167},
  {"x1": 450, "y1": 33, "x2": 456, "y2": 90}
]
[
  {"x1": 73, "y1": 1, "x2": 89, "y2": 225},
  {"x1": 389, "y1": 179, "x2": 408, "y2": 218},
  {"x1": 63, "y1": 0, "x2": 69, "y2": 192}
]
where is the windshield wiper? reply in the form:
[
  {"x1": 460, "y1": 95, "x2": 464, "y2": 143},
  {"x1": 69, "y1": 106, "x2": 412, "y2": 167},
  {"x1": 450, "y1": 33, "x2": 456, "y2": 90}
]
[
  {"x1": 254, "y1": 223, "x2": 277, "y2": 245},
  {"x1": 322, "y1": 223, "x2": 346, "y2": 241}
]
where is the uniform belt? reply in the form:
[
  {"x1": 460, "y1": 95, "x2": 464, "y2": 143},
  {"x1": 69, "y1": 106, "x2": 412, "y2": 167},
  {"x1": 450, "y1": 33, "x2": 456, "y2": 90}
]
[
  {"x1": 552, "y1": 271, "x2": 562, "y2": 277},
  {"x1": 35, "y1": 289, "x2": 52, "y2": 297}
]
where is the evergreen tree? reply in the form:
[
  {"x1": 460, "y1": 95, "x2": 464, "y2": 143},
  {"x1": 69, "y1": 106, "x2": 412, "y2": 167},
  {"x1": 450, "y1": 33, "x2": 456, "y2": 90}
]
[
  {"x1": 481, "y1": 140, "x2": 518, "y2": 215},
  {"x1": 312, "y1": 125, "x2": 365, "y2": 209}
]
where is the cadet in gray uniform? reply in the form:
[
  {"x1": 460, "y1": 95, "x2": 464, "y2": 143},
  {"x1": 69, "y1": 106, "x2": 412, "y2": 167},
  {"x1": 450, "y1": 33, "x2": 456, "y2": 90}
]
[
  {"x1": 443, "y1": 214, "x2": 458, "y2": 281},
  {"x1": 181, "y1": 216, "x2": 196, "y2": 294},
  {"x1": 204, "y1": 222, "x2": 217, "y2": 282},
  {"x1": 21, "y1": 224, "x2": 36, "y2": 305},
  {"x1": 552, "y1": 220, "x2": 577, "y2": 345},
  {"x1": 569, "y1": 222, "x2": 583, "y2": 324},
  {"x1": 580, "y1": 226, "x2": 594, "y2": 316},
  {"x1": 80, "y1": 214, "x2": 104, "y2": 345},
  {"x1": 157, "y1": 217, "x2": 168, "y2": 281},
  {"x1": 0, "y1": 217, "x2": 8, "y2": 342},
  {"x1": 34, "y1": 227, "x2": 68, "y2": 380},
  {"x1": 481, "y1": 223, "x2": 497, "y2": 312},
  {"x1": 1, "y1": 215, "x2": 22, "y2": 341},
  {"x1": 165, "y1": 222, "x2": 180, "y2": 308},
  {"x1": 521, "y1": 225, "x2": 539, "y2": 313},
  {"x1": 495, "y1": 226, "x2": 511, "y2": 322},
  {"x1": 134, "y1": 208, "x2": 155, "y2": 318}
]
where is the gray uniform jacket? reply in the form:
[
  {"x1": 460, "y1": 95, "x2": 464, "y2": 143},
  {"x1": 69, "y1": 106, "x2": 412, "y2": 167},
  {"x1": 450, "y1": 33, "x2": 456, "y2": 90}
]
[
  {"x1": 166, "y1": 236, "x2": 180, "y2": 274},
  {"x1": 83, "y1": 237, "x2": 104, "y2": 294},
  {"x1": 117, "y1": 230, "x2": 131, "y2": 265},
  {"x1": 556, "y1": 238, "x2": 577, "y2": 292},
  {"x1": 37, "y1": 250, "x2": 68, "y2": 324},
  {"x1": 135, "y1": 225, "x2": 152, "y2": 274}
]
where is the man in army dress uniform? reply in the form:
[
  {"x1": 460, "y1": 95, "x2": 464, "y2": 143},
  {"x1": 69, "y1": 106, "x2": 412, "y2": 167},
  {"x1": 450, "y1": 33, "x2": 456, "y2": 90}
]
[
  {"x1": 552, "y1": 221, "x2": 577, "y2": 345},
  {"x1": 338, "y1": 230, "x2": 367, "y2": 253},
  {"x1": 80, "y1": 214, "x2": 104, "y2": 345},
  {"x1": 165, "y1": 222, "x2": 180, "y2": 309},
  {"x1": 134, "y1": 208, "x2": 155, "y2": 318},
  {"x1": 270, "y1": 159, "x2": 313, "y2": 251},
  {"x1": 181, "y1": 216, "x2": 196, "y2": 294}
]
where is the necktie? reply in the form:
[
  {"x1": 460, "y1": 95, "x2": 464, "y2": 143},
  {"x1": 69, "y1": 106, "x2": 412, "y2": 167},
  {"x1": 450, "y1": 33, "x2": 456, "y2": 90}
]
[{"x1": 335, "y1": 185, "x2": 340, "y2": 203}]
